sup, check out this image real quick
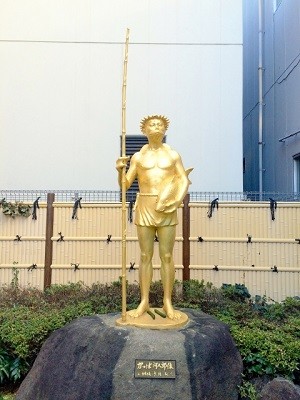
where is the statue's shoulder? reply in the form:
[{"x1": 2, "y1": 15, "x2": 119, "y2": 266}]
[
  {"x1": 131, "y1": 145, "x2": 147, "y2": 163},
  {"x1": 140, "y1": 144, "x2": 149, "y2": 153},
  {"x1": 163, "y1": 143, "x2": 180, "y2": 158}
]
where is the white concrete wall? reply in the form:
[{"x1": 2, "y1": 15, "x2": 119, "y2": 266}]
[{"x1": 0, "y1": 0, "x2": 243, "y2": 192}]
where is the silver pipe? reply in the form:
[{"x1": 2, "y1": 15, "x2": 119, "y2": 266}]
[{"x1": 258, "y1": 0, "x2": 264, "y2": 199}]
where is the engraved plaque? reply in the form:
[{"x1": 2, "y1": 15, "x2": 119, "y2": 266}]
[{"x1": 134, "y1": 359, "x2": 176, "y2": 379}]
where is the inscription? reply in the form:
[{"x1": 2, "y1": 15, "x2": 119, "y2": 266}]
[{"x1": 134, "y1": 359, "x2": 176, "y2": 379}]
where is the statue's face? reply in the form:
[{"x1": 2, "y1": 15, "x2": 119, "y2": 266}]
[{"x1": 144, "y1": 119, "x2": 166, "y2": 138}]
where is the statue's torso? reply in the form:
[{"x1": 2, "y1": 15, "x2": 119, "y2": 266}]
[{"x1": 135, "y1": 145, "x2": 176, "y2": 194}]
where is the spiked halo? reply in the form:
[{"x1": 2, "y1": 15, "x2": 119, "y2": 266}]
[{"x1": 140, "y1": 115, "x2": 170, "y2": 133}]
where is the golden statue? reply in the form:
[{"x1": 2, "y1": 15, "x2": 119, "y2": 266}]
[{"x1": 116, "y1": 115, "x2": 192, "y2": 328}]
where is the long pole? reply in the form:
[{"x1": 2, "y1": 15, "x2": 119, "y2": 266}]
[{"x1": 121, "y1": 28, "x2": 130, "y2": 321}]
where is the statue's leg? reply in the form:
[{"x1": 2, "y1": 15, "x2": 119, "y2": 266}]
[
  {"x1": 157, "y1": 225, "x2": 181, "y2": 320},
  {"x1": 128, "y1": 225, "x2": 156, "y2": 318}
]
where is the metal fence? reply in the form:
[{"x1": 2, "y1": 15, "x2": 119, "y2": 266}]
[
  {"x1": 1, "y1": 190, "x2": 300, "y2": 203},
  {"x1": 189, "y1": 191, "x2": 300, "y2": 202},
  {"x1": 0, "y1": 190, "x2": 119, "y2": 203}
]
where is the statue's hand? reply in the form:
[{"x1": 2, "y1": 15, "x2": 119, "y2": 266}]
[
  {"x1": 156, "y1": 200, "x2": 180, "y2": 214},
  {"x1": 162, "y1": 204, "x2": 178, "y2": 213},
  {"x1": 116, "y1": 156, "x2": 130, "y2": 172}
]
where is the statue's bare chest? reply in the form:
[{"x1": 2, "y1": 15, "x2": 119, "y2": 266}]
[{"x1": 138, "y1": 151, "x2": 174, "y2": 170}]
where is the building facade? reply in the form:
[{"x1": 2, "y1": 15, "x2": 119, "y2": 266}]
[
  {"x1": 243, "y1": 0, "x2": 300, "y2": 195},
  {"x1": 0, "y1": 1, "x2": 243, "y2": 192}
]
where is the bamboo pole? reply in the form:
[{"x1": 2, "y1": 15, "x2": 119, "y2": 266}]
[{"x1": 121, "y1": 28, "x2": 130, "y2": 321}]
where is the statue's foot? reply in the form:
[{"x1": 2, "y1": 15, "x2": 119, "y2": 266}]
[
  {"x1": 163, "y1": 301, "x2": 182, "y2": 320},
  {"x1": 128, "y1": 300, "x2": 149, "y2": 318}
]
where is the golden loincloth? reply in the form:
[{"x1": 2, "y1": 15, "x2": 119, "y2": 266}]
[{"x1": 134, "y1": 193, "x2": 178, "y2": 227}]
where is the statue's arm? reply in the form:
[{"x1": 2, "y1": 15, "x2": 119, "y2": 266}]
[
  {"x1": 173, "y1": 154, "x2": 191, "y2": 205},
  {"x1": 156, "y1": 152, "x2": 192, "y2": 213}
]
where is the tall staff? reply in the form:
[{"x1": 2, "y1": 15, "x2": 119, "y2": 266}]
[{"x1": 121, "y1": 28, "x2": 130, "y2": 321}]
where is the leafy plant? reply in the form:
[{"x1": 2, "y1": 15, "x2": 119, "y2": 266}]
[
  {"x1": 221, "y1": 283, "x2": 251, "y2": 302},
  {"x1": 10, "y1": 265, "x2": 19, "y2": 290},
  {"x1": 238, "y1": 379, "x2": 258, "y2": 400},
  {"x1": 0, "y1": 348, "x2": 27, "y2": 385},
  {"x1": 0, "y1": 303, "x2": 97, "y2": 361},
  {"x1": 0, "y1": 349, "x2": 10, "y2": 384},
  {"x1": 230, "y1": 321, "x2": 300, "y2": 380},
  {"x1": 0, "y1": 395, "x2": 15, "y2": 400},
  {"x1": 0, "y1": 199, "x2": 31, "y2": 218}
]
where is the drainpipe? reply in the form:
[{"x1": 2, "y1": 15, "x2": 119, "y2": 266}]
[{"x1": 258, "y1": 0, "x2": 264, "y2": 199}]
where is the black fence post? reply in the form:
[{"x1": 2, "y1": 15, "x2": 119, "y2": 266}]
[
  {"x1": 182, "y1": 193, "x2": 190, "y2": 281},
  {"x1": 44, "y1": 193, "x2": 55, "y2": 289}
]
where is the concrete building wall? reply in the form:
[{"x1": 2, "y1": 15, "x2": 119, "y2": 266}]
[
  {"x1": 0, "y1": 1, "x2": 243, "y2": 192},
  {"x1": 243, "y1": 0, "x2": 300, "y2": 193}
]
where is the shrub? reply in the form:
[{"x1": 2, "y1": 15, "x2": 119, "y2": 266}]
[
  {"x1": 0, "y1": 394, "x2": 16, "y2": 400},
  {"x1": 252, "y1": 295, "x2": 300, "y2": 322},
  {"x1": 238, "y1": 379, "x2": 258, "y2": 400},
  {"x1": 0, "y1": 347, "x2": 28, "y2": 385},
  {"x1": 175, "y1": 279, "x2": 227, "y2": 314},
  {"x1": 0, "y1": 280, "x2": 299, "y2": 395},
  {"x1": 221, "y1": 283, "x2": 251, "y2": 302},
  {"x1": 230, "y1": 320, "x2": 300, "y2": 380},
  {"x1": 0, "y1": 286, "x2": 46, "y2": 310},
  {"x1": 0, "y1": 302, "x2": 100, "y2": 361}
]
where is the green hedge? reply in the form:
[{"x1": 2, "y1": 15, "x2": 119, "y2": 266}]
[{"x1": 0, "y1": 280, "x2": 299, "y2": 397}]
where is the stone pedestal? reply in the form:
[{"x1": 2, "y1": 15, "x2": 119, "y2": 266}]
[{"x1": 16, "y1": 310, "x2": 242, "y2": 400}]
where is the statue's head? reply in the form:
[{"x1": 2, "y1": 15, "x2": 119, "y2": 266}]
[{"x1": 140, "y1": 115, "x2": 170, "y2": 134}]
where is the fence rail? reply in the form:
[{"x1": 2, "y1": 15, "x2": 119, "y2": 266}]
[
  {"x1": 0, "y1": 191, "x2": 299, "y2": 302},
  {"x1": 1, "y1": 190, "x2": 300, "y2": 203},
  {"x1": 189, "y1": 191, "x2": 300, "y2": 202}
]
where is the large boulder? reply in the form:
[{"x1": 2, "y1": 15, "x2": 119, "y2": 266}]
[
  {"x1": 260, "y1": 377, "x2": 300, "y2": 400},
  {"x1": 16, "y1": 309, "x2": 242, "y2": 400}
]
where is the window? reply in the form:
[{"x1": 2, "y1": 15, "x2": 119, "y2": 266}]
[
  {"x1": 293, "y1": 154, "x2": 300, "y2": 194},
  {"x1": 121, "y1": 135, "x2": 148, "y2": 202}
]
